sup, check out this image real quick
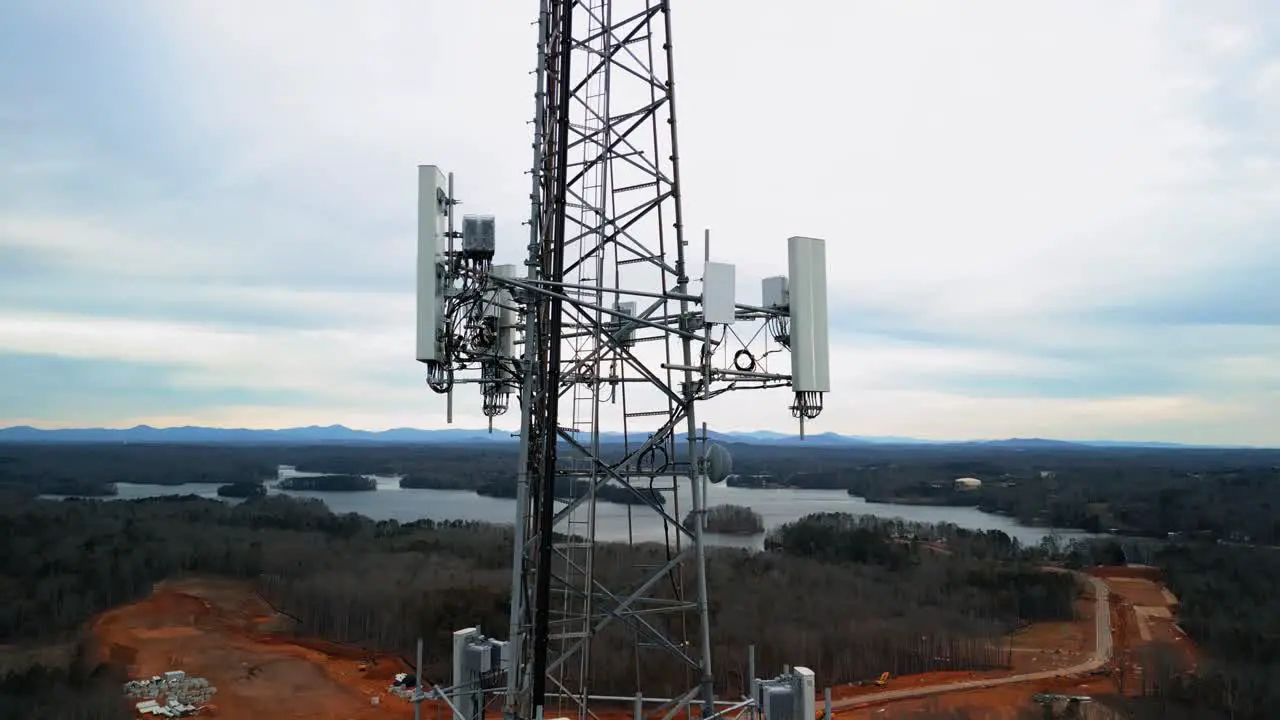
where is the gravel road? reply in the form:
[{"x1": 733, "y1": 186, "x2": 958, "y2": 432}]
[{"x1": 830, "y1": 572, "x2": 1112, "y2": 711}]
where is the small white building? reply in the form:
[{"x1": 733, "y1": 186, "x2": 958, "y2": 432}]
[{"x1": 953, "y1": 477, "x2": 983, "y2": 491}]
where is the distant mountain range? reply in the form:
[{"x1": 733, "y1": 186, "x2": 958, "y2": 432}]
[{"x1": 0, "y1": 424, "x2": 1250, "y2": 449}]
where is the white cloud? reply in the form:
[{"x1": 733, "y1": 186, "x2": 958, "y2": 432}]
[
  {"x1": 810, "y1": 390, "x2": 1246, "y2": 441},
  {"x1": 1254, "y1": 59, "x2": 1280, "y2": 106},
  {"x1": 113, "y1": 0, "x2": 1253, "y2": 314},
  {"x1": 0, "y1": 311, "x2": 407, "y2": 406},
  {"x1": 0, "y1": 307, "x2": 1227, "y2": 441},
  {"x1": 1202, "y1": 24, "x2": 1254, "y2": 58},
  {"x1": 0, "y1": 213, "x2": 212, "y2": 276},
  {"x1": 827, "y1": 337, "x2": 1078, "y2": 390},
  {"x1": 2, "y1": 0, "x2": 1279, "y2": 442}
]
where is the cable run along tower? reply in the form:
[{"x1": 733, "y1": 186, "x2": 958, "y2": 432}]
[{"x1": 415, "y1": 3, "x2": 832, "y2": 720}]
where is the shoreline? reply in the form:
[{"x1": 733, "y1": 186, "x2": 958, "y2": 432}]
[{"x1": 37, "y1": 481, "x2": 1103, "y2": 547}]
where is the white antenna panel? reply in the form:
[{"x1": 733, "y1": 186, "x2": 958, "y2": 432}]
[
  {"x1": 614, "y1": 301, "x2": 638, "y2": 347},
  {"x1": 703, "y1": 261, "x2": 737, "y2": 325},
  {"x1": 491, "y1": 264, "x2": 518, "y2": 358},
  {"x1": 762, "y1": 275, "x2": 789, "y2": 310},
  {"x1": 451, "y1": 626, "x2": 480, "y2": 717},
  {"x1": 786, "y1": 237, "x2": 830, "y2": 393},
  {"x1": 792, "y1": 666, "x2": 816, "y2": 720},
  {"x1": 416, "y1": 165, "x2": 449, "y2": 363}
]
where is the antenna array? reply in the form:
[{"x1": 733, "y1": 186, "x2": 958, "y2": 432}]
[{"x1": 415, "y1": 3, "x2": 831, "y2": 720}]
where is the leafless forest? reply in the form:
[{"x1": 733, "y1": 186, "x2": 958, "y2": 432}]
[
  {"x1": 3, "y1": 442, "x2": 1278, "y2": 718},
  {"x1": 1, "y1": 492, "x2": 1070, "y2": 703}
]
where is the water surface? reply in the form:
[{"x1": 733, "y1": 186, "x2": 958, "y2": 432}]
[{"x1": 42, "y1": 465, "x2": 1100, "y2": 550}]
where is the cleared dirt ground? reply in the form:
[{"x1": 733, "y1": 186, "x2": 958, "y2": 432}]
[
  {"x1": 829, "y1": 566, "x2": 1196, "y2": 719},
  {"x1": 1095, "y1": 565, "x2": 1197, "y2": 690},
  {"x1": 92, "y1": 578, "x2": 417, "y2": 719},
  {"x1": 88, "y1": 566, "x2": 1193, "y2": 720},
  {"x1": 829, "y1": 574, "x2": 1102, "y2": 710},
  {"x1": 835, "y1": 673, "x2": 1121, "y2": 719}
]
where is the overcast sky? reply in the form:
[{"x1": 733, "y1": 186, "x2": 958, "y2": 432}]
[{"x1": 1, "y1": 1, "x2": 1278, "y2": 444}]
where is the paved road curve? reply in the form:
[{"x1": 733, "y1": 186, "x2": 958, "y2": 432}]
[{"x1": 831, "y1": 573, "x2": 1112, "y2": 711}]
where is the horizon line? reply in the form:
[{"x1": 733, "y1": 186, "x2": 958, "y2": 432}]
[{"x1": 0, "y1": 423, "x2": 1267, "y2": 450}]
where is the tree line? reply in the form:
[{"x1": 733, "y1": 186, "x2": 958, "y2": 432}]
[
  {"x1": 0, "y1": 493, "x2": 1083, "y2": 714},
  {"x1": 1127, "y1": 543, "x2": 1280, "y2": 719},
  {"x1": 719, "y1": 442, "x2": 1280, "y2": 544},
  {"x1": 5, "y1": 441, "x2": 1279, "y2": 717},
  {"x1": 1042, "y1": 535, "x2": 1280, "y2": 720},
  {"x1": 689, "y1": 504, "x2": 764, "y2": 535},
  {"x1": 7, "y1": 441, "x2": 1280, "y2": 544}
]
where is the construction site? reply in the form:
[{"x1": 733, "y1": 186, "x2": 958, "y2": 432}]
[
  {"x1": 95, "y1": 578, "x2": 413, "y2": 719},
  {"x1": 94, "y1": 566, "x2": 1194, "y2": 719},
  {"x1": 123, "y1": 671, "x2": 216, "y2": 717}
]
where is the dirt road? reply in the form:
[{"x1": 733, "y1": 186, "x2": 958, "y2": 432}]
[{"x1": 831, "y1": 572, "x2": 1112, "y2": 711}]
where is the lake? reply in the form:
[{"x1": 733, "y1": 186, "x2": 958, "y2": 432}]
[{"x1": 42, "y1": 465, "x2": 1101, "y2": 550}]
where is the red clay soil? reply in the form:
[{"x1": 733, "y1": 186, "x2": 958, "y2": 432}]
[
  {"x1": 1087, "y1": 565, "x2": 1162, "y2": 582},
  {"x1": 830, "y1": 566, "x2": 1199, "y2": 717},
  {"x1": 90, "y1": 567, "x2": 1197, "y2": 720},
  {"x1": 91, "y1": 578, "x2": 417, "y2": 719},
  {"x1": 1087, "y1": 566, "x2": 1197, "y2": 688},
  {"x1": 834, "y1": 673, "x2": 1118, "y2": 719},
  {"x1": 828, "y1": 577, "x2": 1101, "y2": 707}
]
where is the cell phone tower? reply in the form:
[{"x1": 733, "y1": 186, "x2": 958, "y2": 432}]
[{"x1": 415, "y1": 2, "x2": 830, "y2": 720}]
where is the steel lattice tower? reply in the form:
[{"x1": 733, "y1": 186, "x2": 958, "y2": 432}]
[
  {"x1": 414, "y1": 3, "x2": 830, "y2": 720},
  {"x1": 508, "y1": 2, "x2": 718, "y2": 719}
]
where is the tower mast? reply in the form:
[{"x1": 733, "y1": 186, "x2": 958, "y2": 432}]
[{"x1": 415, "y1": 4, "x2": 830, "y2": 720}]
